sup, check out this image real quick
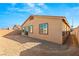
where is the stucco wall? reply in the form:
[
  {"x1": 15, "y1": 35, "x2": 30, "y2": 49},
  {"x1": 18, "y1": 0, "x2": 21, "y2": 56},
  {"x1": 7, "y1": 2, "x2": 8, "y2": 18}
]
[
  {"x1": 76, "y1": 28, "x2": 79, "y2": 44},
  {"x1": 22, "y1": 16, "x2": 64, "y2": 44},
  {"x1": 62, "y1": 20, "x2": 70, "y2": 43},
  {"x1": 62, "y1": 20, "x2": 70, "y2": 32},
  {"x1": 73, "y1": 27, "x2": 79, "y2": 44},
  {"x1": 48, "y1": 18, "x2": 62, "y2": 44}
]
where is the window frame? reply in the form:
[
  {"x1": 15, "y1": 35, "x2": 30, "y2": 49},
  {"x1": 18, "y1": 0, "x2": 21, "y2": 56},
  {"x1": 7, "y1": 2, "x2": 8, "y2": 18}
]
[
  {"x1": 28, "y1": 25, "x2": 33, "y2": 33},
  {"x1": 39, "y1": 23, "x2": 48, "y2": 35}
]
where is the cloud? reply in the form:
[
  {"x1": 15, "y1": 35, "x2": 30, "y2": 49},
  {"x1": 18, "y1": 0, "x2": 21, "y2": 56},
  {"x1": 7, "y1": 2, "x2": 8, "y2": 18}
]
[
  {"x1": 38, "y1": 3, "x2": 45, "y2": 6},
  {"x1": 66, "y1": 6, "x2": 79, "y2": 17},
  {"x1": 26, "y1": 3, "x2": 48, "y2": 14},
  {"x1": 32, "y1": 8, "x2": 43, "y2": 15},
  {"x1": 26, "y1": 3, "x2": 47, "y2": 9},
  {"x1": 63, "y1": 6, "x2": 79, "y2": 27},
  {"x1": 6, "y1": 3, "x2": 48, "y2": 15},
  {"x1": 26, "y1": 3, "x2": 35, "y2": 8},
  {"x1": 7, "y1": 4, "x2": 28, "y2": 13},
  {"x1": 37, "y1": 3, "x2": 48, "y2": 9}
]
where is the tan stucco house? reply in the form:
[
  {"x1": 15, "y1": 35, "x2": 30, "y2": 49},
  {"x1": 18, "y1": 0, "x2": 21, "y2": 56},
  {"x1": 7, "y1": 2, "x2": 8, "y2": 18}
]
[{"x1": 21, "y1": 15, "x2": 70, "y2": 44}]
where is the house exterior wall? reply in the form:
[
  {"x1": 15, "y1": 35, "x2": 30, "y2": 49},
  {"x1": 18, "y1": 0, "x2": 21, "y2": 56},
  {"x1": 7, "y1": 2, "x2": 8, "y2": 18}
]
[
  {"x1": 72, "y1": 27, "x2": 79, "y2": 44},
  {"x1": 62, "y1": 20, "x2": 70, "y2": 43},
  {"x1": 62, "y1": 20, "x2": 70, "y2": 32},
  {"x1": 22, "y1": 16, "x2": 70, "y2": 44}
]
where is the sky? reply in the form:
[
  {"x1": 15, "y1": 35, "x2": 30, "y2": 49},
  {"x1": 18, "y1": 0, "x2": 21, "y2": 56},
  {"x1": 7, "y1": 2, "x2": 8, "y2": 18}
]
[{"x1": 0, "y1": 3, "x2": 79, "y2": 28}]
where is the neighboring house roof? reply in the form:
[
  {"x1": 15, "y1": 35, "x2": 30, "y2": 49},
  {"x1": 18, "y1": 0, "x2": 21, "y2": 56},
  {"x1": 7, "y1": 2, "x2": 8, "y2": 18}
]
[
  {"x1": 73, "y1": 26, "x2": 79, "y2": 30},
  {"x1": 13, "y1": 24, "x2": 21, "y2": 30},
  {"x1": 21, "y1": 15, "x2": 70, "y2": 28}
]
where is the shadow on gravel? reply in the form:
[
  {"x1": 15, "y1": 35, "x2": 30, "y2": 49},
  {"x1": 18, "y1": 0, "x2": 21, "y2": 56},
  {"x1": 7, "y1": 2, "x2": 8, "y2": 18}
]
[
  {"x1": 2, "y1": 30, "x2": 71, "y2": 56},
  {"x1": 20, "y1": 39, "x2": 69, "y2": 56}
]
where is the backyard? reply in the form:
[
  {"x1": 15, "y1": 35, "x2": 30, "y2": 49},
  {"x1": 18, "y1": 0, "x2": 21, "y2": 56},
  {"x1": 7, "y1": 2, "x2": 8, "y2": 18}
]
[{"x1": 0, "y1": 30, "x2": 79, "y2": 56}]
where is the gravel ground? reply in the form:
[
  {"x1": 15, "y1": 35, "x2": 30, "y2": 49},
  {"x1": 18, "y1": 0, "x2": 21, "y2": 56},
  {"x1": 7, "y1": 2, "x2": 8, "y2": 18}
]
[{"x1": 0, "y1": 33, "x2": 79, "y2": 56}]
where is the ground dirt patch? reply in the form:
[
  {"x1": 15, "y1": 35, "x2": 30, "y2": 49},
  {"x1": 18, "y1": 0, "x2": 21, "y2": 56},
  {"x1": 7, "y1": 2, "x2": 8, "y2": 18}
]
[{"x1": 0, "y1": 30, "x2": 79, "y2": 56}]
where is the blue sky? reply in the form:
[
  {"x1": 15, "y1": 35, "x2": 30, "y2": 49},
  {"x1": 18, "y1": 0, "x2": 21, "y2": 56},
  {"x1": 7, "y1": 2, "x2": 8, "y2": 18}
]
[{"x1": 0, "y1": 3, "x2": 79, "y2": 28}]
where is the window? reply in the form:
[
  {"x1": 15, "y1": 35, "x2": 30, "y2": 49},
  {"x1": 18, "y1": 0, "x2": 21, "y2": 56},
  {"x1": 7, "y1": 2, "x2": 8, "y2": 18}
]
[
  {"x1": 29, "y1": 25, "x2": 33, "y2": 33},
  {"x1": 39, "y1": 23, "x2": 48, "y2": 34},
  {"x1": 23, "y1": 27, "x2": 28, "y2": 32}
]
